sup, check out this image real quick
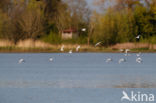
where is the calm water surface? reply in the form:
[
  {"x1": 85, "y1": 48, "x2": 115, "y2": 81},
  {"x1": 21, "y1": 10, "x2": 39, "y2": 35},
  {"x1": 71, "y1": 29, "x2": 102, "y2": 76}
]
[{"x1": 0, "y1": 53, "x2": 156, "y2": 103}]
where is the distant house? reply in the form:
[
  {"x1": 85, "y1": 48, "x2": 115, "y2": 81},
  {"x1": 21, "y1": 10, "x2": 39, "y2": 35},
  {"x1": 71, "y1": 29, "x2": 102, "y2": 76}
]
[{"x1": 62, "y1": 29, "x2": 78, "y2": 39}]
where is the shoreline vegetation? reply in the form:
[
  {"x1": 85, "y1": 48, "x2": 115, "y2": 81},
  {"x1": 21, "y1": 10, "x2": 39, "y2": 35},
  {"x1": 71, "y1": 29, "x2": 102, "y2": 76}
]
[
  {"x1": 0, "y1": 39, "x2": 156, "y2": 53},
  {"x1": 0, "y1": 0, "x2": 155, "y2": 53}
]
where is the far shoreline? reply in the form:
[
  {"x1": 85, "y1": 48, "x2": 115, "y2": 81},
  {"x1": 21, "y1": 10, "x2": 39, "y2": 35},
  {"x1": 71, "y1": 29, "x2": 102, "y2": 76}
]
[
  {"x1": 0, "y1": 39, "x2": 156, "y2": 53},
  {"x1": 0, "y1": 47, "x2": 156, "y2": 53}
]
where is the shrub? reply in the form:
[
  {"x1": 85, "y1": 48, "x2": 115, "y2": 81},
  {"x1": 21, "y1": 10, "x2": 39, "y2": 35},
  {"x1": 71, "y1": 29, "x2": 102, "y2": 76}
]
[{"x1": 41, "y1": 31, "x2": 62, "y2": 44}]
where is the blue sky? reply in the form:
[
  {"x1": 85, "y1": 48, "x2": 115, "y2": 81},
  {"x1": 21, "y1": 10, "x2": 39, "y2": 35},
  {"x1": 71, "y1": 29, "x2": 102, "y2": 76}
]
[
  {"x1": 86, "y1": 0, "x2": 94, "y2": 5},
  {"x1": 86, "y1": 0, "x2": 99, "y2": 10},
  {"x1": 86, "y1": 0, "x2": 94, "y2": 7}
]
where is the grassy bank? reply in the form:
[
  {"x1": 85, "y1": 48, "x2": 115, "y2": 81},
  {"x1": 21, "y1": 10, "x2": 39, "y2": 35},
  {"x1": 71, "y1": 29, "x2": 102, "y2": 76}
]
[
  {"x1": 0, "y1": 39, "x2": 156, "y2": 53},
  {"x1": 0, "y1": 45, "x2": 115, "y2": 53},
  {"x1": 0, "y1": 46, "x2": 156, "y2": 53}
]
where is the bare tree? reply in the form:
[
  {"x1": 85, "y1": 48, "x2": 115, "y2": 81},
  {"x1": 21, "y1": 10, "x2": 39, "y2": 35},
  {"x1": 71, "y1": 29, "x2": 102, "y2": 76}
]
[
  {"x1": 2, "y1": 1, "x2": 26, "y2": 44},
  {"x1": 64, "y1": 0, "x2": 90, "y2": 31},
  {"x1": 43, "y1": 0, "x2": 62, "y2": 21},
  {"x1": 54, "y1": 2, "x2": 71, "y2": 35},
  {"x1": 0, "y1": 0, "x2": 10, "y2": 12},
  {"x1": 2, "y1": 0, "x2": 44, "y2": 44},
  {"x1": 18, "y1": 9, "x2": 44, "y2": 40},
  {"x1": 87, "y1": 12, "x2": 98, "y2": 45}
]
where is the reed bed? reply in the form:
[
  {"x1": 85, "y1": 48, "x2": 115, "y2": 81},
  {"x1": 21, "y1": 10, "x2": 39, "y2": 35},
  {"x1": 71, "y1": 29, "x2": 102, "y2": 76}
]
[{"x1": 0, "y1": 39, "x2": 156, "y2": 52}]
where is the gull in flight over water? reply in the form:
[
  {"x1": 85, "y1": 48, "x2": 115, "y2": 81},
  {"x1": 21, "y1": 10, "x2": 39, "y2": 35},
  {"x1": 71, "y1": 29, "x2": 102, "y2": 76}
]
[
  {"x1": 125, "y1": 49, "x2": 130, "y2": 56},
  {"x1": 18, "y1": 59, "x2": 25, "y2": 64},
  {"x1": 136, "y1": 57, "x2": 143, "y2": 63},
  {"x1": 69, "y1": 50, "x2": 72, "y2": 54},
  {"x1": 136, "y1": 52, "x2": 141, "y2": 57},
  {"x1": 121, "y1": 91, "x2": 131, "y2": 101},
  {"x1": 82, "y1": 28, "x2": 86, "y2": 32},
  {"x1": 136, "y1": 35, "x2": 141, "y2": 39},
  {"x1": 95, "y1": 42, "x2": 102, "y2": 47},
  {"x1": 120, "y1": 49, "x2": 124, "y2": 52},
  {"x1": 118, "y1": 58, "x2": 126, "y2": 64},
  {"x1": 106, "y1": 58, "x2": 113, "y2": 63},
  {"x1": 125, "y1": 49, "x2": 130, "y2": 54},
  {"x1": 60, "y1": 45, "x2": 64, "y2": 52},
  {"x1": 49, "y1": 58, "x2": 53, "y2": 62},
  {"x1": 76, "y1": 45, "x2": 81, "y2": 52}
]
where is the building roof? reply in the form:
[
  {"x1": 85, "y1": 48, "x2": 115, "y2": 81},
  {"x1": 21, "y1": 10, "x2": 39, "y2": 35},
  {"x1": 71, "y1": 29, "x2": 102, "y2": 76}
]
[{"x1": 63, "y1": 29, "x2": 77, "y2": 33}]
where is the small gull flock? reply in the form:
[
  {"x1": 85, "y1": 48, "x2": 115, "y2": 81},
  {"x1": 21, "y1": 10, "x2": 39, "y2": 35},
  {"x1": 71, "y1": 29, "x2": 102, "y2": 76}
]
[
  {"x1": 105, "y1": 49, "x2": 143, "y2": 64},
  {"x1": 18, "y1": 41, "x2": 143, "y2": 64}
]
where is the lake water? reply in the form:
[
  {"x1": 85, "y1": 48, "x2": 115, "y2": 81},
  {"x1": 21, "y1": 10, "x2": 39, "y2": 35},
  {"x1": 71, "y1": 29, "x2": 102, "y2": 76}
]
[{"x1": 0, "y1": 53, "x2": 156, "y2": 103}]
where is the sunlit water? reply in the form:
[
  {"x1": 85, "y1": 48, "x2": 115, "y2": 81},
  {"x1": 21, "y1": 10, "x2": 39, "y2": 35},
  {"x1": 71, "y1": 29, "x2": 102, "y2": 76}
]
[{"x1": 0, "y1": 53, "x2": 156, "y2": 103}]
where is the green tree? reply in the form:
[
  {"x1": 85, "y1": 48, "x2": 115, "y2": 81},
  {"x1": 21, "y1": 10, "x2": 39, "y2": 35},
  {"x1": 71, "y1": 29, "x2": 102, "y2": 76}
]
[{"x1": 134, "y1": 5, "x2": 155, "y2": 38}]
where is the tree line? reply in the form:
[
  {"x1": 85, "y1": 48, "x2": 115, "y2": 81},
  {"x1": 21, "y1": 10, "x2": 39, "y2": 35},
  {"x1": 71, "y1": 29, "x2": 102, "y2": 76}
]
[
  {"x1": 0, "y1": 0, "x2": 155, "y2": 46},
  {"x1": 0, "y1": 0, "x2": 90, "y2": 44},
  {"x1": 91, "y1": 0, "x2": 156, "y2": 46}
]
